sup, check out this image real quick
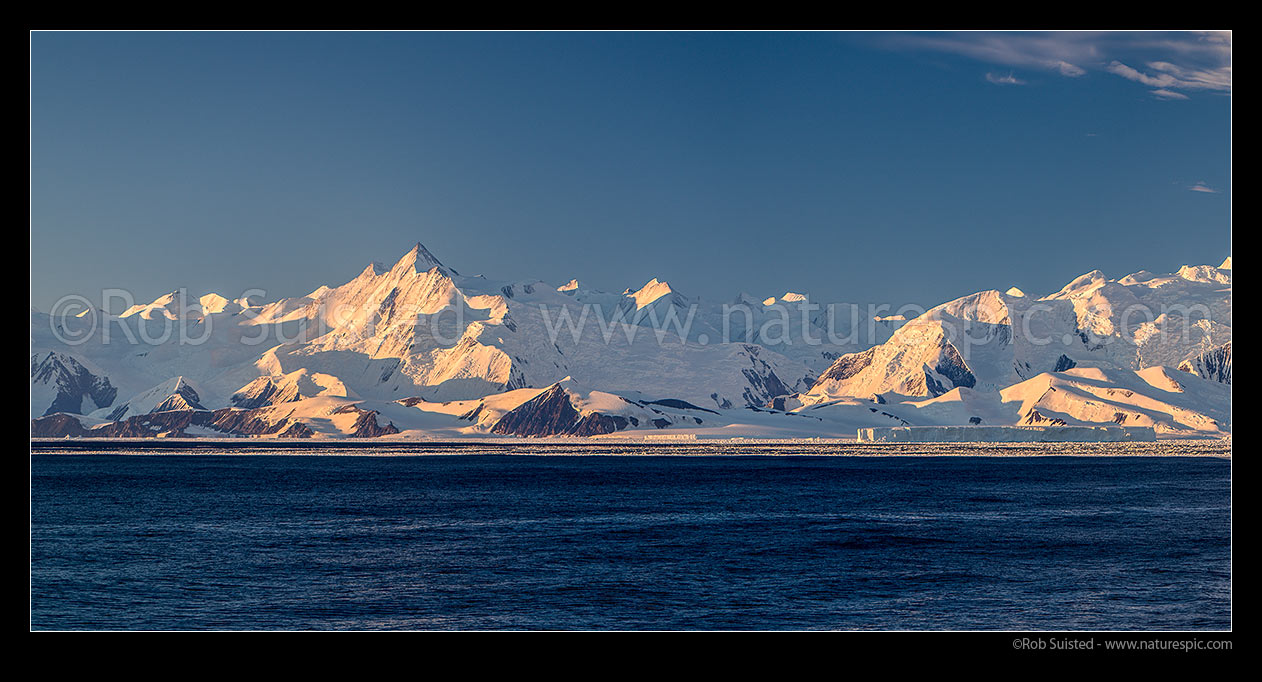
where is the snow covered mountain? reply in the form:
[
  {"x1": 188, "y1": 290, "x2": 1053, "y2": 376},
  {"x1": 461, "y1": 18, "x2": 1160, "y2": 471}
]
[
  {"x1": 30, "y1": 242, "x2": 1232, "y2": 440},
  {"x1": 91, "y1": 376, "x2": 205, "y2": 421},
  {"x1": 30, "y1": 351, "x2": 116, "y2": 418},
  {"x1": 805, "y1": 261, "x2": 1232, "y2": 401}
]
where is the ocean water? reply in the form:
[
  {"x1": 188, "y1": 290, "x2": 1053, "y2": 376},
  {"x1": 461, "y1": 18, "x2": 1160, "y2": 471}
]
[{"x1": 30, "y1": 453, "x2": 1231, "y2": 630}]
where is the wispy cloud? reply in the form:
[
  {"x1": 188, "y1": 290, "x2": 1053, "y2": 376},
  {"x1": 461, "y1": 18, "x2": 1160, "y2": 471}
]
[
  {"x1": 985, "y1": 72, "x2": 1025, "y2": 86},
  {"x1": 1053, "y1": 60, "x2": 1087, "y2": 77},
  {"x1": 1106, "y1": 57, "x2": 1231, "y2": 99},
  {"x1": 884, "y1": 31, "x2": 1231, "y2": 99},
  {"x1": 1188, "y1": 181, "x2": 1219, "y2": 194}
]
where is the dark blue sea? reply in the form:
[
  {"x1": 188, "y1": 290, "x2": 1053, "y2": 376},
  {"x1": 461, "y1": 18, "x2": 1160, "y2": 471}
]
[{"x1": 30, "y1": 454, "x2": 1231, "y2": 630}]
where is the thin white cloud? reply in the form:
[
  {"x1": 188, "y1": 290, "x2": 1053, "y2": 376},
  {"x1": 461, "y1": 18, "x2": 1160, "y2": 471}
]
[
  {"x1": 886, "y1": 32, "x2": 1099, "y2": 78},
  {"x1": 985, "y1": 72, "x2": 1025, "y2": 86},
  {"x1": 1107, "y1": 60, "x2": 1169, "y2": 87},
  {"x1": 885, "y1": 31, "x2": 1230, "y2": 99},
  {"x1": 1108, "y1": 59, "x2": 1230, "y2": 95},
  {"x1": 1053, "y1": 60, "x2": 1087, "y2": 77},
  {"x1": 1188, "y1": 182, "x2": 1219, "y2": 193}
]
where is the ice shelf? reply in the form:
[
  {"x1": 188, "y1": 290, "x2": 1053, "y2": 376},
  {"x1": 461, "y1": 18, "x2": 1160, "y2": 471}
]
[{"x1": 856, "y1": 425, "x2": 1157, "y2": 443}]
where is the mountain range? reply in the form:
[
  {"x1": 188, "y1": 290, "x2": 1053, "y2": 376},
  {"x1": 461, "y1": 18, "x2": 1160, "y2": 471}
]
[{"x1": 31, "y1": 243, "x2": 1231, "y2": 439}]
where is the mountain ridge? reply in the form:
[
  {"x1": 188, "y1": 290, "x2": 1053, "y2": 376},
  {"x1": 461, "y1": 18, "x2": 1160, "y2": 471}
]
[{"x1": 31, "y1": 242, "x2": 1232, "y2": 439}]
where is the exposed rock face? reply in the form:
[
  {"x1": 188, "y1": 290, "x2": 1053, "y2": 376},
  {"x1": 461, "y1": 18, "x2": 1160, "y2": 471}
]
[
  {"x1": 736, "y1": 345, "x2": 793, "y2": 407},
  {"x1": 899, "y1": 372, "x2": 928, "y2": 396},
  {"x1": 152, "y1": 393, "x2": 203, "y2": 414},
  {"x1": 1178, "y1": 342, "x2": 1231, "y2": 384},
  {"x1": 97, "y1": 377, "x2": 205, "y2": 421},
  {"x1": 31, "y1": 407, "x2": 314, "y2": 439},
  {"x1": 151, "y1": 380, "x2": 205, "y2": 414},
  {"x1": 277, "y1": 421, "x2": 316, "y2": 438},
  {"x1": 1053, "y1": 354, "x2": 1077, "y2": 372},
  {"x1": 814, "y1": 348, "x2": 875, "y2": 385},
  {"x1": 1023, "y1": 409, "x2": 1068, "y2": 426},
  {"x1": 30, "y1": 352, "x2": 117, "y2": 417},
  {"x1": 572, "y1": 413, "x2": 630, "y2": 436},
  {"x1": 491, "y1": 384, "x2": 579, "y2": 436},
  {"x1": 768, "y1": 395, "x2": 800, "y2": 412},
  {"x1": 30, "y1": 413, "x2": 91, "y2": 438},
  {"x1": 933, "y1": 341, "x2": 976, "y2": 390},
  {"x1": 813, "y1": 336, "x2": 974, "y2": 398},
  {"x1": 331, "y1": 405, "x2": 400, "y2": 437},
  {"x1": 206, "y1": 408, "x2": 312, "y2": 437},
  {"x1": 490, "y1": 383, "x2": 630, "y2": 437},
  {"x1": 741, "y1": 368, "x2": 791, "y2": 405},
  {"x1": 231, "y1": 376, "x2": 301, "y2": 409}
]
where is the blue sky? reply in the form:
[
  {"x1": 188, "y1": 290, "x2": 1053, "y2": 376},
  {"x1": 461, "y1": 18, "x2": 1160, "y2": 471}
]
[{"x1": 30, "y1": 31, "x2": 1231, "y2": 312}]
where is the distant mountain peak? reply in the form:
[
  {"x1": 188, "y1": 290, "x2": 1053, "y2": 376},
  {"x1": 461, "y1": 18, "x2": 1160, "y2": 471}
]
[
  {"x1": 198, "y1": 293, "x2": 231, "y2": 314},
  {"x1": 1177, "y1": 264, "x2": 1231, "y2": 285},
  {"x1": 626, "y1": 278, "x2": 682, "y2": 309},
  {"x1": 391, "y1": 242, "x2": 446, "y2": 274},
  {"x1": 1049, "y1": 269, "x2": 1108, "y2": 299},
  {"x1": 761, "y1": 292, "x2": 808, "y2": 306}
]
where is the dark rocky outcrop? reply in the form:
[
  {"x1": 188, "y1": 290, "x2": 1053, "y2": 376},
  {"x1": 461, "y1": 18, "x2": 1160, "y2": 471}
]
[
  {"x1": 741, "y1": 368, "x2": 791, "y2": 407},
  {"x1": 732, "y1": 345, "x2": 794, "y2": 407},
  {"x1": 231, "y1": 377, "x2": 301, "y2": 409},
  {"x1": 1052, "y1": 354, "x2": 1077, "y2": 372},
  {"x1": 31, "y1": 406, "x2": 315, "y2": 439},
  {"x1": 331, "y1": 405, "x2": 400, "y2": 437},
  {"x1": 31, "y1": 352, "x2": 117, "y2": 416},
  {"x1": 277, "y1": 421, "x2": 316, "y2": 438},
  {"x1": 813, "y1": 347, "x2": 875, "y2": 386},
  {"x1": 1023, "y1": 409, "x2": 1067, "y2": 426},
  {"x1": 1178, "y1": 342, "x2": 1231, "y2": 384},
  {"x1": 491, "y1": 385, "x2": 579, "y2": 436},
  {"x1": 572, "y1": 413, "x2": 630, "y2": 436},
  {"x1": 103, "y1": 377, "x2": 204, "y2": 421},
  {"x1": 923, "y1": 372, "x2": 947, "y2": 397},
  {"x1": 899, "y1": 371, "x2": 929, "y2": 396},
  {"x1": 152, "y1": 392, "x2": 204, "y2": 413},
  {"x1": 934, "y1": 341, "x2": 976, "y2": 390},
  {"x1": 490, "y1": 383, "x2": 631, "y2": 437},
  {"x1": 30, "y1": 413, "x2": 91, "y2": 438}
]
